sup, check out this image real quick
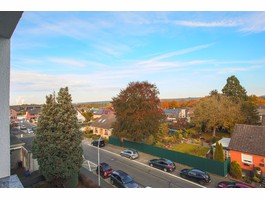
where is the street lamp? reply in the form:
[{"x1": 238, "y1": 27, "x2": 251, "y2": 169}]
[{"x1": 97, "y1": 135, "x2": 101, "y2": 187}]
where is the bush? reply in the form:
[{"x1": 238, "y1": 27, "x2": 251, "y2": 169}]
[
  {"x1": 252, "y1": 176, "x2": 261, "y2": 183},
  {"x1": 212, "y1": 136, "x2": 217, "y2": 143},
  {"x1": 91, "y1": 134, "x2": 101, "y2": 140},
  {"x1": 229, "y1": 161, "x2": 242, "y2": 180},
  {"x1": 162, "y1": 136, "x2": 175, "y2": 144},
  {"x1": 178, "y1": 134, "x2": 183, "y2": 140},
  {"x1": 243, "y1": 176, "x2": 251, "y2": 184},
  {"x1": 154, "y1": 142, "x2": 164, "y2": 148},
  {"x1": 145, "y1": 135, "x2": 155, "y2": 145}
]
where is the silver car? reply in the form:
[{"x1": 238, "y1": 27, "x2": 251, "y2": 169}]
[{"x1": 120, "y1": 149, "x2": 139, "y2": 160}]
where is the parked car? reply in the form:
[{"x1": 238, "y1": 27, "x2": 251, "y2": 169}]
[
  {"x1": 110, "y1": 170, "x2": 139, "y2": 188},
  {"x1": 20, "y1": 125, "x2": 26, "y2": 130},
  {"x1": 217, "y1": 181, "x2": 252, "y2": 188},
  {"x1": 96, "y1": 162, "x2": 113, "y2": 178},
  {"x1": 149, "y1": 158, "x2": 176, "y2": 172},
  {"x1": 179, "y1": 168, "x2": 211, "y2": 185},
  {"x1": 120, "y1": 148, "x2": 139, "y2": 160},
  {"x1": 91, "y1": 139, "x2": 105, "y2": 147},
  {"x1": 27, "y1": 128, "x2": 33, "y2": 134}
]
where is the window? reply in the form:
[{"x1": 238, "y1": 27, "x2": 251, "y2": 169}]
[{"x1": 241, "y1": 154, "x2": 253, "y2": 164}]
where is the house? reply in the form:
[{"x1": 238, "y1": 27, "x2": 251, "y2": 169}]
[
  {"x1": 92, "y1": 108, "x2": 114, "y2": 119},
  {"x1": 164, "y1": 108, "x2": 187, "y2": 121},
  {"x1": 10, "y1": 135, "x2": 39, "y2": 173},
  {"x1": 90, "y1": 113, "x2": 116, "y2": 138},
  {"x1": 258, "y1": 106, "x2": 265, "y2": 124},
  {"x1": 229, "y1": 124, "x2": 265, "y2": 174},
  {"x1": 76, "y1": 109, "x2": 86, "y2": 123},
  {"x1": 25, "y1": 107, "x2": 41, "y2": 123},
  {"x1": 10, "y1": 108, "x2": 18, "y2": 122},
  {"x1": 212, "y1": 138, "x2": 231, "y2": 159}
]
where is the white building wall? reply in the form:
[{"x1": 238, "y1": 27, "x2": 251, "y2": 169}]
[{"x1": 0, "y1": 37, "x2": 10, "y2": 178}]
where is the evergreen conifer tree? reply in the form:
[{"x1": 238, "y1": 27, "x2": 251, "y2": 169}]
[
  {"x1": 32, "y1": 87, "x2": 83, "y2": 187},
  {"x1": 214, "y1": 142, "x2": 225, "y2": 162}
]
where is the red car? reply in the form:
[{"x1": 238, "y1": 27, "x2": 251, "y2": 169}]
[
  {"x1": 217, "y1": 181, "x2": 252, "y2": 188},
  {"x1": 96, "y1": 162, "x2": 113, "y2": 178}
]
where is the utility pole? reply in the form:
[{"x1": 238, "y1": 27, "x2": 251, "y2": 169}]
[{"x1": 98, "y1": 136, "x2": 101, "y2": 187}]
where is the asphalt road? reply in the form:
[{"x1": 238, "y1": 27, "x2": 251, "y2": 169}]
[{"x1": 82, "y1": 142, "x2": 204, "y2": 188}]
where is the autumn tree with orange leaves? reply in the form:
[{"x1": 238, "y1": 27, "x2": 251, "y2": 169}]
[{"x1": 112, "y1": 81, "x2": 166, "y2": 142}]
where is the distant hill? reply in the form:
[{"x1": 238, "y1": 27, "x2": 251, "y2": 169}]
[
  {"x1": 160, "y1": 97, "x2": 201, "y2": 102},
  {"x1": 260, "y1": 95, "x2": 265, "y2": 99},
  {"x1": 74, "y1": 101, "x2": 111, "y2": 106},
  {"x1": 75, "y1": 97, "x2": 202, "y2": 105}
]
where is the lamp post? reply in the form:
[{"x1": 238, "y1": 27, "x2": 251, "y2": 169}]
[{"x1": 98, "y1": 136, "x2": 101, "y2": 187}]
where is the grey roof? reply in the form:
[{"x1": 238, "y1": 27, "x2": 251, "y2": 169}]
[
  {"x1": 27, "y1": 107, "x2": 41, "y2": 115},
  {"x1": 10, "y1": 135, "x2": 24, "y2": 148},
  {"x1": 91, "y1": 114, "x2": 116, "y2": 129},
  {"x1": 228, "y1": 124, "x2": 265, "y2": 156},
  {"x1": 20, "y1": 136, "x2": 35, "y2": 152},
  {"x1": 212, "y1": 138, "x2": 231, "y2": 148}
]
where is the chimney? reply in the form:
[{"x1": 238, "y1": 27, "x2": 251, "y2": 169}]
[{"x1": 262, "y1": 115, "x2": 265, "y2": 126}]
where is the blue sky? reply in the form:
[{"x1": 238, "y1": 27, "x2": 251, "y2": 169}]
[{"x1": 10, "y1": 11, "x2": 265, "y2": 105}]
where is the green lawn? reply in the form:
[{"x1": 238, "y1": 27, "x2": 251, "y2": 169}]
[{"x1": 170, "y1": 143, "x2": 209, "y2": 158}]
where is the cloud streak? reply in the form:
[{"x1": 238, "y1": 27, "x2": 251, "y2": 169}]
[{"x1": 173, "y1": 20, "x2": 237, "y2": 27}]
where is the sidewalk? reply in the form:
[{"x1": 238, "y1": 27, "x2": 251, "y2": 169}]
[
  {"x1": 82, "y1": 138, "x2": 229, "y2": 188},
  {"x1": 79, "y1": 166, "x2": 113, "y2": 188}
]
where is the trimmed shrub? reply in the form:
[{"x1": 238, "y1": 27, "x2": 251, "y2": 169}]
[{"x1": 229, "y1": 161, "x2": 242, "y2": 180}]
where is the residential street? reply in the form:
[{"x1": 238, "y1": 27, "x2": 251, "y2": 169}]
[{"x1": 81, "y1": 138, "x2": 229, "y2": 188}]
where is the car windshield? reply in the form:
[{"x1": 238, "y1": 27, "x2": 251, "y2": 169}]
[
  {"x1": 102, "y1": 165, "x2": 111, "y2": 170},
  {"x1": 122, "y1": 175, "x2": 133, "y2": 184}
]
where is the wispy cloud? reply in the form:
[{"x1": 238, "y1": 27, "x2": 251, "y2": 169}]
[
  {"x1": 138, "y1": 43, "x2": 215, "y2": 67},
  {"x1": 218, "y1": 65, "x2": 263, "y2": 74},
  {"x1": 171, "y1": 12, "x2": 265, "y2": 34},
  {"x1": 238, "y1": 12, "x2": 265, "y2": 33},
  {"x1": 95, "y1": 43, "x2": 131, "y2": 57},
  {"x1": 173, "y1": 20, "x2": 237, "y2": 27},
  {"x1": 48, "y1": 57, "x2": 87, "y2": 68}
]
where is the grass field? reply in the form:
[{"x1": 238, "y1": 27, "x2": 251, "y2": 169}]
[{"x1": 170, "y1": 143, "x2": 209, "y2": 158}]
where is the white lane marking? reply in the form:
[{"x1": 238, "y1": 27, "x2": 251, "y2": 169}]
[{"x1": 83, "y1": 143, "x2": 206, "y2": 188}]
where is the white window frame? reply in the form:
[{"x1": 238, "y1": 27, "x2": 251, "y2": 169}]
[{"x1": 241, "y1": 154, "x2": 253, "y2": 164}]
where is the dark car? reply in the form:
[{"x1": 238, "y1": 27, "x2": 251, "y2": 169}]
[
  {"x1": 217, "y1": 181, "x2": 252, "y2": 188},
  {"x1": 20, "y1": 125, "x2": 26, "y2": 130},
  {"x1": 149, "y1": 158, "x2": 176, "y2": 172},
  {"x1": 96, "y1": 162, "x2": 113, "y2": 178},
  {"x1": 91, "y1": 139, "x2": 105, "y2": 147},
  {"x1": 180, "y1": 168, "x2": 211, "y2": 185},
  {"x1": 120, "y1": 148, "x2": 139, "y2": 160},
  {"x1": 110, "y1": 170, "x2": 139, "y2": 188}
]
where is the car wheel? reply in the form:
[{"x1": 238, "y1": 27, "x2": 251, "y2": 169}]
[
  {"x1": 180, "y1": 174, "x2": 185, "y2": 178},
  {"x1": 199, "y1": 180, "x2": 205, "y2": 185},
  {"x1": 163, "y1": 168, "x2": 168, "y2": 172},
  {"x1": 129, "y1": 156, "x2": 133, "y2": 160},
  {"x1": 149, "y1": 163, "x2": 153, "y2": 167}
]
